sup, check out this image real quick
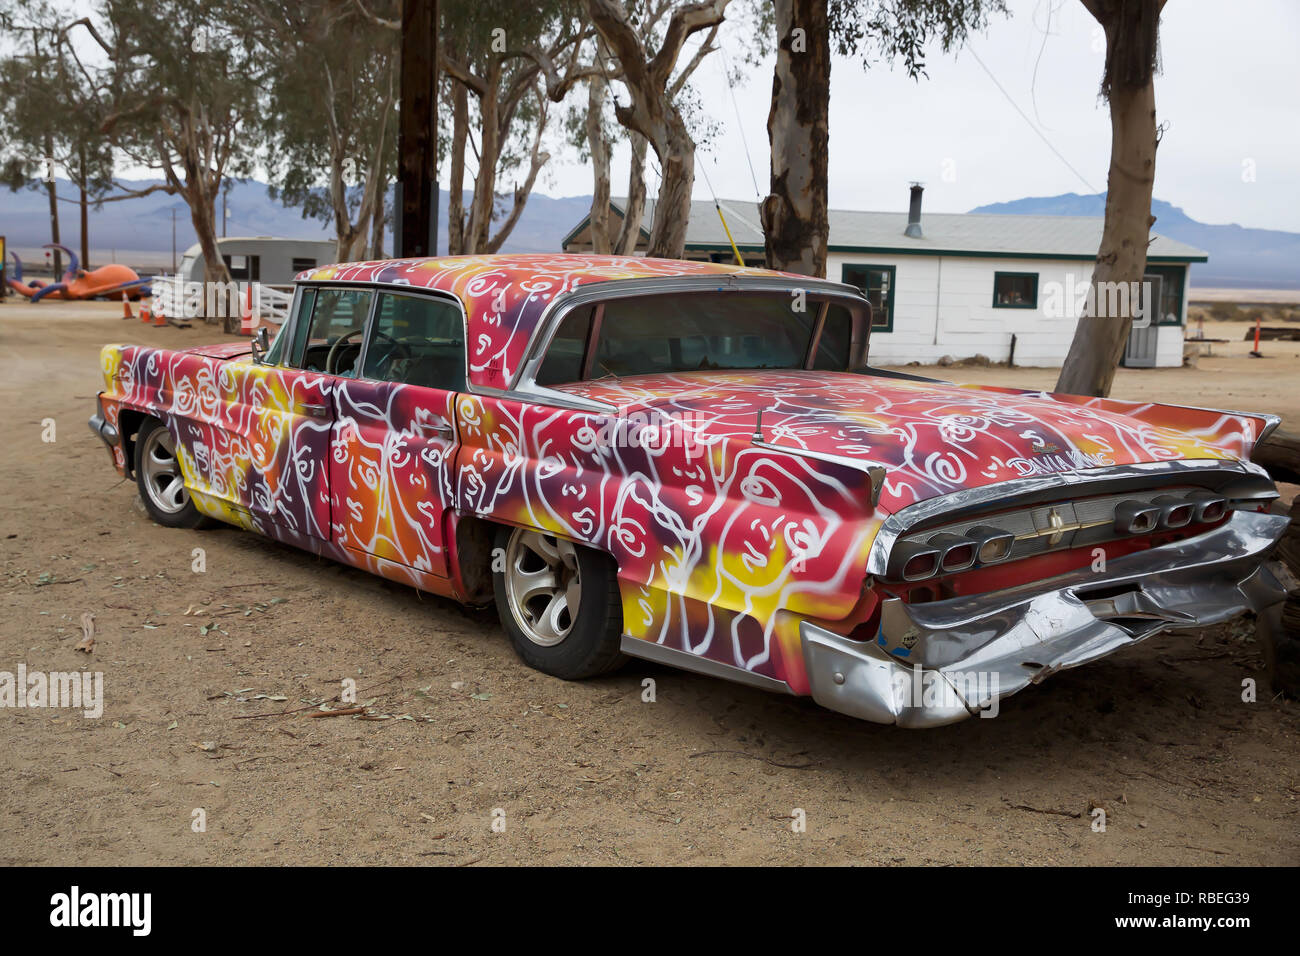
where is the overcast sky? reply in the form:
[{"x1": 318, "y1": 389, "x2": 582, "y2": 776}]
[
  {"x1": 536, "y1": 0, "x2": 1300, "y2": 233},
  {"x1": 90, "y1": 0, "x2": 1298, "y2": 233}
]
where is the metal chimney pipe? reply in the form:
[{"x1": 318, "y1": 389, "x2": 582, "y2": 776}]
[{"x1": 905, "y1": 183, "x2": 924, "y2": 239}]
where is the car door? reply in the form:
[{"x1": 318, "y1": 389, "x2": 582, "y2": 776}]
[
  {"x1": 329, "y1": 289, "x2": 464, "y2": 577},
  {"x1": 244, "y1": 285, "x2": 372, "y2": 543}
]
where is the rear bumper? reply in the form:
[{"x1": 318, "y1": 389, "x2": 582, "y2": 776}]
[{"x1": 801, "y1": 510, "x2": 1294, "y2": 728}]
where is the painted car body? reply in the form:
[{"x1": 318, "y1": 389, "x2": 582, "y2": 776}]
[{"x1": 89, "y1": 254, "x2": 1294, "y2": 726}]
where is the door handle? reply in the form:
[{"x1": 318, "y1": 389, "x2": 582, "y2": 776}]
[
  {"x1": 296, "y1": 402, "x2": 330, "y2": 419},
  {"x1": 416, "y1": 420, "x2": 455, "y2": 441}
]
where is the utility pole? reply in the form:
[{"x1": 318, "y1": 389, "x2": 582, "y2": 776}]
[
  {"x1": 396, "y1": 0, "x2": 438, "y2": 258},
  {"x1": 171, "y1": 208, "x2": 177, "y2": 273},
  {"x1": 79, "y1": 143, "x2": 89, "y2": 270}
]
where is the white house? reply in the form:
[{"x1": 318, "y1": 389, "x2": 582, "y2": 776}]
[{"x1": 561, "y1": 188, "x2": 1208, "y2": 368}]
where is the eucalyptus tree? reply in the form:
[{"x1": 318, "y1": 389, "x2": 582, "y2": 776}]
[
  {"x1": 1056, "y1": 0, "x2": 1166, "y2": 397},
  {"x1": 582, "y1": 0, "x2": 732, "y2": 259},
  {"x1": 63, "y1": 0, "x2": 263, "y2": 325},
  {"x1": 0, "y1": 0, "x2": 114, "y2": 273},
  {"x1": 763, "y1": 0, "x2": 1007, "y2": 277},
  {"x1": 239, "y1": 0, "x2": 398, "y2": 261}
]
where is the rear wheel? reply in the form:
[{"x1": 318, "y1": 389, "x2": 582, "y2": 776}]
[
  {"x1": 493, "y1": 525, "x2": 624, "y2": 680},
  {"x1": 134, "y1": 419, "x2": 207, "y2": 529}
]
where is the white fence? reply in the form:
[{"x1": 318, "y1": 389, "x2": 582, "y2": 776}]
[{"x1": 148, "y1": 275, "x2": 293, "y2": 331}]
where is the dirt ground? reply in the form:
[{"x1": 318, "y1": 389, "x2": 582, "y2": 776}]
[{"x1": 1, "y1": 300, "x2": 1296, "y2": 866}]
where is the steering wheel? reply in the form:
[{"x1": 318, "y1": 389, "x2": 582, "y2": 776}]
[
  {"x1": 325, "y1": 328, "x2": 411, "y2": 376},
  {"x1": 364, "y1": 329, "x2": 412, "y2": 375},
  {"x1": 326, "y1": 328, "x2": 365, "y2": 375}
]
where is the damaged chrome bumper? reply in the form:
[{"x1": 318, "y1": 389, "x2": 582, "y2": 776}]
[
  {"x1": 801, "y1": 510, "x2": 1295, "y2": 728},
  {"x1": 88, "y1": 411, "x2": 119, "y2": 448}
]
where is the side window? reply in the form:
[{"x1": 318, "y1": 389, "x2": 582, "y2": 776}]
[
  {"x1": 813, "y1": 304, "x2": 852, "y2": 371},
  {"x1": 282, "y1": 287, "x2": 317, "y2": 367},
  {"x1": 536, "y1": 307, "x2": 593, "y2": 387},
  {"x1": 290, "y1": 287, "x2": 372, "y2": 373},
  {"x1": 362, "y1": 292, "x2": 465, "y2": 391}
]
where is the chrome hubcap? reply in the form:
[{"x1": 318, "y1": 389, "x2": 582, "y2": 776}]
[
  {"x1": 141, "y1": 427, "x2": 189, "y2": 514},
  {"x1": 504, "y1": 530, "x2": 581, "y2": 647}
]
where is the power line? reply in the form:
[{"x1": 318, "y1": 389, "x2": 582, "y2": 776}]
[
  {"x1": 966, "y1": 44, "x2": 1098, "y2": 194},
  {"x1": 718, "y1": 44, "x2": 762, "y2": 199}
]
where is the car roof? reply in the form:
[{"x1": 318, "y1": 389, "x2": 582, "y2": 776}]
[{"x1": 295, "y1": 253, "x2": 806, "y2": 390}]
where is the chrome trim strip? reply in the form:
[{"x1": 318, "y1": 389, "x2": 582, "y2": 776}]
[
  {"x1": 619, "y1": 635, "x2": 794, "y2": 695},
  {"x1": 1254, "y1": 412, "x2": 1283, "y2": 447},
  {"x1": 866, "y1": 458, "x2": 1274, "y2": 576},
  {"x1": 470, "y1": 384, "x2": 618, "y2": 415}
]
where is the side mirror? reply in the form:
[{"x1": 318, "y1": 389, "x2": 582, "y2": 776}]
[{"x1": 250, "y1": 326, "x2": 270, "y2": 363}]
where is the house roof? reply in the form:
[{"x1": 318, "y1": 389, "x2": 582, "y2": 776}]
[
  {"x1": 562, "y1": 198, "x2": 1209, "y2": 263},
  {"x1": 296, "y1": 253, "x2": 800, "y2": 389}
]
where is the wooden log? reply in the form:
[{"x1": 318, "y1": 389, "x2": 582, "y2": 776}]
[{"x1": 1254, "y1": 428, "x2": 1300, "y2": 486}]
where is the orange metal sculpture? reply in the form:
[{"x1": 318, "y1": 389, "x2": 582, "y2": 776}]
[{"x1": 6, "y1": 244, "x2": 151, "y2": 302}]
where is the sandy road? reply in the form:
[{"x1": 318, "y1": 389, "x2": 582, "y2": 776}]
[{"x1": 0, "y1": 301, "x2": 1296, "y2": 865}]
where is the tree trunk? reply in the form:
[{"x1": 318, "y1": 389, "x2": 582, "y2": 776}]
[
  {"x1": 465, "y1": 63, "x2": 502, "y2": 253},
  {"x1": 79, "y1": 178, "x2": 89, "y2": 270},
  {"x1": 447, "y1": 80, "x2": 468, "y2": 255},
  {"x1": 44, "y1": 131, "x2": 62, "y2": 278},
  {"x1": 187, "y1": 188, "x2": 235, "y2": 330},
  {"x1": 369, "y1": 182, "x2": 386, "y2": 258},
  {"x1": 1056, "y1": 4, "x2": 1160, "y2": 397},
  {"x1": 646, "y1": 114, "x2": 694, "y2": 259},
  {"x1": 614, "y1": 133, "x2": 648, "y2": 255},
  {"x1": 761, "y1": 0, "x2": 829, "y2": 277},
  {"x1": 586, "y1": 72, "x2": 613, "y2": 254}
]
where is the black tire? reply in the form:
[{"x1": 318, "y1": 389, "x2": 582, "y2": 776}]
[
  {"x1": 133, "y1": 418, "x2": 208, "y2": 529},
  {"x1": 492, "y1": 524, "x2": 625, "y2": 680}
]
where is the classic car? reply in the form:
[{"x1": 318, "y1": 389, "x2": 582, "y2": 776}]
[{"x1": 88, "y1": 253, "x2": 1294, "y2": 726}]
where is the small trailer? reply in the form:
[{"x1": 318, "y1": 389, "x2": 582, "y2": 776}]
[{"x1": 178, "y1": 237, "x2": 338, "y2": 285}]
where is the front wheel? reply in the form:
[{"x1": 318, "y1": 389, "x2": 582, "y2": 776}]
[
  {"x1": 134, "y1": 418, "x2": 208, "y2": 529},
  {"x1": 492, "y1": 525, "x2": 624, "y2": 680}
]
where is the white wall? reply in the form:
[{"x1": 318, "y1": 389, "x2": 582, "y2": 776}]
[{"x1": 834, "y1": 252, "x2": 1185, "y2": 369}]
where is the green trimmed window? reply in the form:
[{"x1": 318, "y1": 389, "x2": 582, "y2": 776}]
[
  {"x1": 1144, "y1": 265, "x2": 1186, "y2": 325},
  {"x1": 992, "y1": 272, "x2": 1038, "y2": 309},
  {"x1": 841, "y1": 264, "x2": 895, "y2": 332}
]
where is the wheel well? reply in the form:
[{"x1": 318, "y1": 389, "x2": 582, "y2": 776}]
[
  {"x1": 452, "y1": 515, "x2": 621, "y2": 606},
  {"x1": 116, "y1": 407, "x2": 153, "y2": 477},
  {"x1": 452, "y1": 514, "x2": 497, "y2": 604}
]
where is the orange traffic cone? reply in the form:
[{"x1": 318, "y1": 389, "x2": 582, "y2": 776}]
[
  {"x1": 152, "y1": 302, "x2": 166, "y2": 327},
  {"x1": 240, "y1": 283, "x2": 254, "y2": 335},
  {"x1": 122, "y1": 292, "x2": 135, "y2": 320}
]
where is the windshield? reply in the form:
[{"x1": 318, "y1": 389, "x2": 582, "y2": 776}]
[{"x1": 536, "y1": 292, "x2": 855, "y2": 386}]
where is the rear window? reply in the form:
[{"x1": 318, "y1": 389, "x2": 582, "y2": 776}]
[{"x1": 537, "y1": 293, "x2": 853, "y2": 384}]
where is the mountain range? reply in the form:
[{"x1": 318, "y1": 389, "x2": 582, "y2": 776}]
[
  {"x1": 2, "y1": 178, "x2": 1295, "y2": 289},
  {"x1": 971, "y1": 193, "x2": 1300, "y2": 290}
]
